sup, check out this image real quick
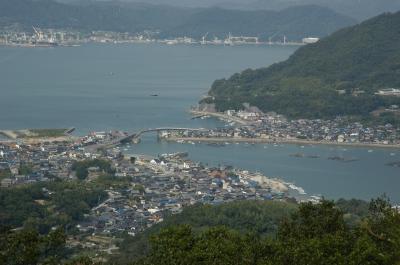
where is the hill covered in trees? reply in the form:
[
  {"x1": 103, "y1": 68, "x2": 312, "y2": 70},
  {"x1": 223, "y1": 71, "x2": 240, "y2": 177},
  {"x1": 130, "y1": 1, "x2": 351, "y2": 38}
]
[
  {"x1": 205, "y1": 11, "x2": 400, "y2": 123},
  {"x1": 112, "y1": 199, "x2": 370, "y2": 264},
  {"x1": 0, "y1": 0, "x2": 355, "y2": 41},
  {"x1": 2, "y1": 193, "x2": 382, "y2": 265},
  {"x1": 113, "y1": 200, "x2": 298, "y2": 262},
  {"x1": 127, "y1": 198, "x2": 399, "y2": 265}
]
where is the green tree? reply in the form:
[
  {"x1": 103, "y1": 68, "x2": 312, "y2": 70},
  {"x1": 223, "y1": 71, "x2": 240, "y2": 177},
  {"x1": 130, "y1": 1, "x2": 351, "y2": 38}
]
[
  {"x1": 350, "y1": 197, "x2": 400, "y2": 265},
  {"x1": 0, "y1": 227, "x2": 66, "y2": 265},
  {"x1": 191, "y1": 227, "x2": 251, "y2": 265},
  {"x1": 19, "y1": 163, "x2": 34, "y2": 175},
  {"x1": 272, "y1": 200, "x2": 352, "y2": 265},
  {"x1": 148, "y1": 225, "x2": 195, "y2": 265}
]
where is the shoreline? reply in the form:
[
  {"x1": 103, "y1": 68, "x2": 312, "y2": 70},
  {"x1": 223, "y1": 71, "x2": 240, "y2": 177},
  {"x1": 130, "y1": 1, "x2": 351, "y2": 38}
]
[
  {"x1": 0, "y1": 136, "x2": 78, "y2": 144},
  {"x1": 189, "y1": 110, "x2": 251, "y2": 125},
  {"x1": 188, "y1": 110, "x2": 400, "y2": 150},
  {"x1": 163, "y1": 136, "x2": 400, "y2": 150}
]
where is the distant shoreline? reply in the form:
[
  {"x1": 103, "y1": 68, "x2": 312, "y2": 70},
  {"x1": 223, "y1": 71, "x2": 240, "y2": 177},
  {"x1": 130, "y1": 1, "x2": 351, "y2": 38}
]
[
  {"x1": 189, "y1": 110, "x2": 251, "y2": 125},
  {"x1": 0, "y1": 136, "x2": 77, "y2": 144},
  {"x1": 188, "y1": 110, "x2": 400, "y2": 149},
  {"x1": 164, "y1": 136, "x2": 400, "y2": 150}
]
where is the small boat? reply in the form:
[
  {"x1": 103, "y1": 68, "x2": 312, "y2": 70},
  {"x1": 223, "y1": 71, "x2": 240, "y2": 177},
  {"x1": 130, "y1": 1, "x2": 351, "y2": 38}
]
[
  {"x1": 290, "y1": 153, "x2": 305, "y2": 158},
  {"x1": 150, "y1": 94, "x2": 158, "y2": 97},
  {"x1": 328, "y1": 156, "x2": 359, "y2": 162}
]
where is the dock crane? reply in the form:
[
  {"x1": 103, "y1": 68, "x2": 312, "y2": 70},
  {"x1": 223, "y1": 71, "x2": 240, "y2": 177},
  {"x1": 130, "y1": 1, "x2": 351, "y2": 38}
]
[
  {"x1": 268, "y1": 31, "x2": 281, "y2": 45},
  {"x1": 201, "y1": 32, "x2": 209, "y2": 45},
  {"x1": 32, "y1": 26, "x2": 44, "y2": 41},
  {"x1": 224, "y1": 32, "x2": 233, "y2": 46}
]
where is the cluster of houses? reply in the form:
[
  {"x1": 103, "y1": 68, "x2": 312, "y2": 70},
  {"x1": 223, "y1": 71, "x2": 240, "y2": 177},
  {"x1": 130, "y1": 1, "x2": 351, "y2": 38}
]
[
  {"x1": 0, "y1": 131, "x2": 128, "y2": 188},
  {"x1": 1, "y1": 134, "x2": 300, "y2": 254},
  {"x1": 180, "y1": 109, "x2": 400, "y2": 145},
  {"x1": 76, "y1": 152, "x2": 293, "y2": 238},
  {"x1": 0, "y1": 142, "x2": 76, "y2": 187}
]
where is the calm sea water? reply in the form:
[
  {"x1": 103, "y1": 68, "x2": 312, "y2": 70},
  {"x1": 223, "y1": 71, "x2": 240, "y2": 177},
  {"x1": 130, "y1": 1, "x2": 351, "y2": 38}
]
[
  {"x1": 1, "y1": 43, "x2": 399, "y2": 202},
  {"x1": 0, "y1": 43, "x2": 294, "y2": 132}
]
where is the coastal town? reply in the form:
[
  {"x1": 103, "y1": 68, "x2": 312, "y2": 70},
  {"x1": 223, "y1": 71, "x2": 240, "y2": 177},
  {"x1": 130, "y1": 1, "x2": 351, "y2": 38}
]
[
  {"x1": 158, "y1": 104, "x2": 400, "y2": 147},
  {"x1": 0, "y1": 28, "x2": 315, "y2": 47},
  {"x1": 1, "y1": 101, "x2": 400, "y2": 254},
  {"x1": 0, "y1": 130, "x2": 308, "y2": 254}
]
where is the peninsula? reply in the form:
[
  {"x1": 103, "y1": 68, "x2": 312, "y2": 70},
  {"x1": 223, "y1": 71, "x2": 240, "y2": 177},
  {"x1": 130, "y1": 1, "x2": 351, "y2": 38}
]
[
  {"x1": 202, "y1": 11, "x2": 400, "y2": 126},
  {"x1": 178, "y1": 107, "x2": 400, "y2": 149}
]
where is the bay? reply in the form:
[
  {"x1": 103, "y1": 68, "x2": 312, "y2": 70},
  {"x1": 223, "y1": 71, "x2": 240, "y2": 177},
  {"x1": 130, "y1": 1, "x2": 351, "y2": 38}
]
[
  {"x1": 131, "y1": 136, "x2": 400, "y2": 203},
  {"x1": 1, "y1": 43, "x2": 399, "y2": 203},
  {"x1": 0, "y1": 43, "x2": 294, "y2": 132}
]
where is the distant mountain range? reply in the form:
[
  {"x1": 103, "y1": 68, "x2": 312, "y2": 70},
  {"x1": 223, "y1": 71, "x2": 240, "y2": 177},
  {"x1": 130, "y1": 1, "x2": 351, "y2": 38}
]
[
  {"x1": 205, "y1": 11, "x2": 400, "y2": 123},
  {"x1": 0, "y1": 0, "x2": 356, "y2": 41},
  {"x1": 243, "y1": 0, "x2": 400, "y2": 21},
  {"x1": 160, "y1": 5, "x2": 355, "y2": 41},
  {"x1": 57, "y1": 0, "x2": 400, "y2": 21}
]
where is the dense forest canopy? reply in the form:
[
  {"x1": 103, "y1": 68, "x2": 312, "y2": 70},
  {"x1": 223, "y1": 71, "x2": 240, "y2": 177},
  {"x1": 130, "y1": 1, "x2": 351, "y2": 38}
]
[
  {"x1": 0, "y1": 180, "x2": 107, "y2": 233},
  {"x1": 206, "y1": 11, "x2": 400, "y2": 123},
  {"x1": 130, "y1": 198, "x2": 400, "y2": 265},
  {"x1": 113, "y1": 199, "x2": 372, "y2": 264}
]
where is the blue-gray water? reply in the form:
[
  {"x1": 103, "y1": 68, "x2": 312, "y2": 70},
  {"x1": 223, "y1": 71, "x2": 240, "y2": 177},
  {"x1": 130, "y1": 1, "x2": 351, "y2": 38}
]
[
  {"x1": 131, "y1": 137, "x2": 399, "y2": 202},
  {"x1": 1, "y1": 43, "x2": 399, "y2": 202},
  {"x1": 0, "y1": 43, "x2": 293, "y2": 132}
]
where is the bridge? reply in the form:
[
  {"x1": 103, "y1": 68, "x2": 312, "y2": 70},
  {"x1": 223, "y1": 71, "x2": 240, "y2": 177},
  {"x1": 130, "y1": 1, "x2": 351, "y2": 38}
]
[
  {"x1": 85, "y1": 128, "x2": 209, "y2": 152},
  {"x1": 86, "y1": 128, "x2": 205, "y2": 151},
  {"x1": 118, "y1": 127, "x2": 206, "y2": 144}
]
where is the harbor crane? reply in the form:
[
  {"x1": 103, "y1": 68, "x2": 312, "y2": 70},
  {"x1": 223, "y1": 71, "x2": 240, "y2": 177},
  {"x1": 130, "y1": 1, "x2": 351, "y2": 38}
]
[
  {"x1": 201, "y1": 32, "x2": 209, "y2": 45},
  {"x1": 268, "y1": 31, "x2": 281, "y2": 45},
  {"x1": 224, "y1": 32, "x2": 233, "y2": 46},
  {"x1": 32, "y1": 26, "x2": 44, "y2": 41}
]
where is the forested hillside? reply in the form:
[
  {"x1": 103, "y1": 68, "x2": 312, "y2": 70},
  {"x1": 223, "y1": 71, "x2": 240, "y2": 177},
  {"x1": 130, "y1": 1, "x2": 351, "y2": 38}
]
[
  {"x1": 206, "y1": 11, "x2": 400, "y2": 123},
  {"x1": 2, "y1": 186, "x2": 394, "y2": 265},
  {"x1": 112, "y1": 199, "x2": 370, "y2": 264},
  {"x1": 113, "y1": 200, "x2": 297, "y2": 262},
  {"x1": 123, "y1": 198, "x2": 399, "y2": 265}
]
